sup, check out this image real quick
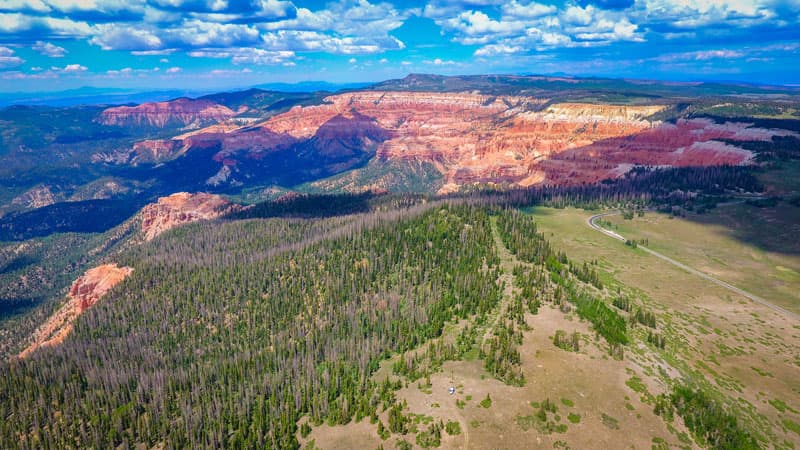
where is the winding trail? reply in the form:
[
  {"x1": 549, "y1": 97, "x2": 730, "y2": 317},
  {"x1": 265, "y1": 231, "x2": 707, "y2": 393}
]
[
  {"x1": 588, "y1": 210, "x2": 800, "y2": 321},
  {"x1": 482, "y1": 217, "x2": 518, "y2": 347}
]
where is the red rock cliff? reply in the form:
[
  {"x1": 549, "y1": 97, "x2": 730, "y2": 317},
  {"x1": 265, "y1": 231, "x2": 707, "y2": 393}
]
[
  {"x1": 119, "y1": 92, "x2": 795, "y2": 191},
  {"x1": 140, "y1": 192, "x2": 242, "y2": 240},
  {"x1": 98, "y1": 98, "x2": 236, "y2": 128},
  {"x1": 19, "y1": 264, "x2": 133, "y2": 358}
]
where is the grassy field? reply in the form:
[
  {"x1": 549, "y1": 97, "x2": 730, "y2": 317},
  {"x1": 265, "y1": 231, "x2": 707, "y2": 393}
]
[
  {"x1": 532, "y1": 206, "x2": 800, "y2": 449},
  {"x1": 602, "y1": 205, "x2": 800, "y2": 314}
]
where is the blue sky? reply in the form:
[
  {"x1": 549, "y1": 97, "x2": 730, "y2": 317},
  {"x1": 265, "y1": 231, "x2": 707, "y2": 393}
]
[{"x1": 0, "y1": 0, "x2": 798, "y2": 92}]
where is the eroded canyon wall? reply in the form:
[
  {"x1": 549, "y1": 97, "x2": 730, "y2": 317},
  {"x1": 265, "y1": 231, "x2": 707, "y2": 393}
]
[{"x1": 106, "y1": 92, "x2": 794, "y2": 192}]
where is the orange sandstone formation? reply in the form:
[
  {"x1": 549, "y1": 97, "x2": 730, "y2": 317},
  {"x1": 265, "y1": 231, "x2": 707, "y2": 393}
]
[
  {"x1": 18, "y1": 264, "x2": 133, "y2": 358},
  {"x1": 117, "y1": 92, "x2": 793, "y2": 191},
  {"x1": 140, "y1": 192, "x2": 242, "y2": 240}
]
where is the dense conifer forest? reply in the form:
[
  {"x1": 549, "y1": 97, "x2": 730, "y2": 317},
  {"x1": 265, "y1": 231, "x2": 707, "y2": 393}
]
[{"x1": 0, "y1": 203, "x2": 507, "y2": 448}]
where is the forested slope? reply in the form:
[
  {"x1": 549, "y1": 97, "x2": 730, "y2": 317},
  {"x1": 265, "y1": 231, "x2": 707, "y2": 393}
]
[{"x1": 0, "y1": 204, "x2": 504, "y2": 449}]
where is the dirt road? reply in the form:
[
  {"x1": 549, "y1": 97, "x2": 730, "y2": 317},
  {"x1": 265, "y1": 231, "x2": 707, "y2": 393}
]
[{"x1": 588, "y1": 210, "x2": 800, "y2": 321}]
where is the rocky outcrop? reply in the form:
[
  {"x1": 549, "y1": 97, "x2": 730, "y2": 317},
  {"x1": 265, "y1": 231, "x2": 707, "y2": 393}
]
[
  {"x1": 16, "y1": 192, "x2": 243, "y2": 358},
  {"x1": 97, "y1": 98, "x2": 236, "y2": 128},
  {"x1": 140, "y1": 192, "x2": 242, "y2": 241},
  {"x1": 68, "y1": 179, "x2": 132, "y2": 201},
  {"x1": 18, "y1": 264, "x2": 133, "y2": 358},
  {"x1": 541, "y1": 103, "x2": 665, "y2": 122},
  {"x1": 11, "y1": 185, "x2": 58, "y2": 209},
  {"x1": 130, "y1": 139, "x2": 185, "y2": 163}
]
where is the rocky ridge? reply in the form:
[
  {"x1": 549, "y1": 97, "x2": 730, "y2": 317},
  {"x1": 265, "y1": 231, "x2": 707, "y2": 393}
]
[
  {"x1": 18, "y1": 264, "x2": 133, "y2": 358},
  {"x1": 11, "y1": 185, "x2": 59, "y2": 209},
  {"x1": 97, "y1": 98, "x2": 236, "y2": 128},
  {"x1": 140, "y1": 192, "x2": 242, "y2": 241},
  {"x1": 17, "y1": 191, "x2": 243, "y2": 357}
]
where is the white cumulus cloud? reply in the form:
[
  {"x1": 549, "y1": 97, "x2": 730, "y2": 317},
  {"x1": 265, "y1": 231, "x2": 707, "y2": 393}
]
[
  {"x1": 0, "y1": 46, "x2": 24, "y2": 69},
  {"x1": 53, "y1": 63, "x2": 87, "y2": 72},
  {"x1": 32, "y1": 41, "x2": 67, "y2": 57}
]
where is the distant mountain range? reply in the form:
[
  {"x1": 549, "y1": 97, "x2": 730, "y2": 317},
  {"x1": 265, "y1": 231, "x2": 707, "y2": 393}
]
[
  {"x1": 0, "y1": 81, "x2": 373, "y2": 107},
  {"x1": 0, "y1": 87, "x2": 193, "y2": 108}
]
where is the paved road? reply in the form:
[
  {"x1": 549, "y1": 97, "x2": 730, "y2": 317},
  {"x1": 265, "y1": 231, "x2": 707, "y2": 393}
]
[{"x1": 587, "y1": 210, "x2": 800, "y2": 321}]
